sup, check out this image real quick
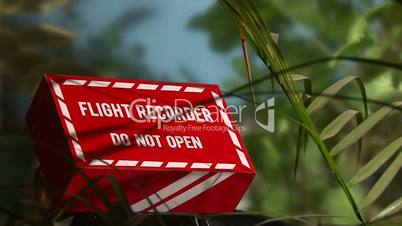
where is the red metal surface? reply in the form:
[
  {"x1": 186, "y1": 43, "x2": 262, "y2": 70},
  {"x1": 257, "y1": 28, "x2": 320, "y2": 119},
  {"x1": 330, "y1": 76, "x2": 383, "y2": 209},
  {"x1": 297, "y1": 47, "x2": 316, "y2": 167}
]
[{"x1": 26, "y1": 74, "x2": 255, "y2": 212}]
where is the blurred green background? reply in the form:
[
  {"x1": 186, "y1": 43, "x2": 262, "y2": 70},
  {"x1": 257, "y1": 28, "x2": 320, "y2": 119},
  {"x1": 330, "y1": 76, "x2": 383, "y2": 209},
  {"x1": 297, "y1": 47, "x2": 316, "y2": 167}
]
[{"x1": 0, "y1": 0, "x2": 401, "y2": 225}]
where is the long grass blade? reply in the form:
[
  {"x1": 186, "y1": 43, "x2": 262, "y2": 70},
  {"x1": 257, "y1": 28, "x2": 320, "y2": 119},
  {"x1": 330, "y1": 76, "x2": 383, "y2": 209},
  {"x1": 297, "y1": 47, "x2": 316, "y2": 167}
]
[
  {"x1": 362, "y1": 152, "x2": 402, "y2": 208},
  {"x1": 240, "y1": 26, "x2": 257, "y2": 105},
  {"x1": 307, "y1": 76, "x2": 367, "y2": 117},
  {"x1": 370, "y1": 197, "x2": 402, "y2": 222},
  {"x1": 320, "y1": 110, "x2": 360, "y2": 140},
  {"x1": 291, "y1": 74, "x2": 312, "y2": 180},
  {"x1": 331, "y1": 102, "x2": 402, "y2": 156},
  {"x1": 220, "y1": 0, "x2": 365, "y2": 222},
  {"x1": 349, "y1": 137, "x2": 402, "y2": 186},
  {"x1": 294, "y1": 125, "x2": 307, "y2": 181}
]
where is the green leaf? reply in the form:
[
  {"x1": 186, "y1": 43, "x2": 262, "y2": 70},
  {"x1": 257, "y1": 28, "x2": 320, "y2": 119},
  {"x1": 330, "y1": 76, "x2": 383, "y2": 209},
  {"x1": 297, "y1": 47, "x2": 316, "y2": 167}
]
[
  {"x1": 320, "y1": 110, "x2": 360, "y2": 140},
  {"x1": 350, "y1": 137, "x2": 402, "y2": 186},
  {"x1": 294, "y1": 125, "x2": 307, "y2": 181},
  {"x1": 290, "y1": 74, "x2": 311, "y2": 180},
  {"x1": 331, "y1": 102, "x2": 402, "y2": 156},
  {"x1": 290, "y1": 73, "x2": 312, "y2": 102},
  {"x1": 330, "y1": 36, "x2": 373, "y2": 67},
  {"x1": 307, "y1": 76, "x2": 368, "y2": 118},
  {"x1": 362, "y1": 152, "x2": 402, "y2": 208},
  {"x1": 220, "y1": 0, "x2": 365, "y2": 222},
  {"x1": 355, "y1": 112, "x2": 364, "y2": 171},
  {"x1": 290, "y1": 73, "x2": 309, "y2": 81},
  {"x1": 346, "y1": 16, "x2": 368, "y2": 44},
  {"x1": 370, "y1": 197, "x2": 402, "y2": 222}
]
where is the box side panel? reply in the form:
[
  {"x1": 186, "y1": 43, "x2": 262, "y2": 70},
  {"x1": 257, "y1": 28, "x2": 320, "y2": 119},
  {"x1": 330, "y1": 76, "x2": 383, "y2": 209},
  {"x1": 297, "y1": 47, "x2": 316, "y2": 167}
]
[
  {"x1": 169, "y1": 172, "x2": 254, "y2": 213},
  {"x1": 64, "y1": 169, "x2": 199, "y2": 212},
  {"x1": 26, "y1": 77, "x2": 74, "y2": 207}
]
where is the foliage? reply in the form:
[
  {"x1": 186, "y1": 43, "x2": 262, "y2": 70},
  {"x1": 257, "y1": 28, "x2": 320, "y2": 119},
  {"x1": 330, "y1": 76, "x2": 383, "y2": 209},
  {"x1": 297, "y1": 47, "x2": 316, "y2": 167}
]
[
  {"x1": 0, "y1": 0, "x2": 401, "y2": 225},
  {"x1": 216, "y1": 0, "x2": 402, "y2": 225}
]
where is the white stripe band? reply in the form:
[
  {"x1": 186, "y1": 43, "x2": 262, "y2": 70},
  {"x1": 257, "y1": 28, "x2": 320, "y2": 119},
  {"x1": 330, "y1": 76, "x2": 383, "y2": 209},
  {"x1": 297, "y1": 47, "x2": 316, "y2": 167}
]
[
  {"x1": 51, "y1": 80, "x2": 64, "y2": 99},
  {"x1": 65, "y1": 120, "x2": 78, "y2": 141},
  {"x1": 220, "y1": 110, "x2": 233, "y2": 129},
  {"x1": 71, "y1": 140, "x2": 85, "y2": 161},
  {"x1": 58, "y1": 99, "x2": 71, "y2": 120},
  {"x1": 131, "y1": 172, "x2": 207, "y2": 212},
  {"x1": 211, "y1": 91, "x2": 224, "y2": 109},
  {"x1": 89, "y1": 159, "x2": 114, "y2": 166},
  {"x1": 63, "y1": 79, "x2": 86, "y2": 86},
  {"x1": 228, "y1": 130, "x2": 241, "y2": 148},
  {"x1": 115, "y1": 160, "x2": 138, "y2": 166},
  {"x1": 137, "y1": 84, "x2": 159, "y2": 90},
  {"x1": 153, "y1": 172, "x2": 234, "y2": 212},
  {"x1": 141, "y1": 161, "x2": 163, "y2": 167},
  {"x1": 166, "y1": 162, "x2": 188, "y2": 168},
  {"x1": 161, "y1": 85, "x2": 182, "y2": 91},
  {"x1": 112, "y1": 82, "x2": 135, "y2": 88},
  {"x1": 190, "y1": 162, "x2": 212, "y2": 169},
  {"x1": 88, "y1": 81, "x2": 111, "y2": 87},
  {"x1": 215, "y1": 163, "x2": 236, "y2": 170},
  {"x1": 184, "y1": 87, "x2": 204, "y2": 93},
  {"x1": 236, "y1": 149, "x2": 250, "y2": 168}
]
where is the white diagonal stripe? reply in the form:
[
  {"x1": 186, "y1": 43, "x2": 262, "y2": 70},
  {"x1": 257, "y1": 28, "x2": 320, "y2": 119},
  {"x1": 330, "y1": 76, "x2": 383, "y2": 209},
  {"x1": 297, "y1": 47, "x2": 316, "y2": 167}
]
[
  {"x1": 112, "y1": 82, "x2": 135, "y2": 88},
  {"x1": 215, "y1": 163, "x2": 236, "y2": 170},
  {"x1": 58, "y1": 99, "x2": 71, "y2": 120},
  {"x1": 211, "y1": 91, "x2": 224, "y2": 109},
  {"x1": 190, "y1": 162, "x2": 212, "y2": 169},
  {"x1": 51, "y1": 80, "x2": 64, "y2": 99},
  {"x1": 166, "y1": 162, "x2": 188, "y2": 168},
  {"x1": 137, "y1": 84, "x2": 159, "y2": 90},
  {"x1": 141, "y1": 161, "x2": 163, "y2": 167},
  {"x1": 220, "y1": 110, "x2": 233, "y2": 129},
  {"x1": 236, "y1": 149, "x2": 250, "y2": 168},
  {"x1": 184, "y1": 87, "x2": 204, "y2": 93},
  {"x1": 228, "y1": 130, "x2": 241, "y2": 148},
  {"x1": 115, "y1": 160, "x2": 138, "y2": 166},
  {"x1": 161, "y1": 85, "x2": 182, "y2": 91},
  {"x1": 63, "y1": 79, "x2": 86, "y2": 86},
  {"x1": 153, "y1": 172, "x2": 234, "y2": 212},
  {"x1": 88, "y1": 80, "x2": 111, "y2": 87},
  {"x1": 65, "y1": 119, "x2": 78, "y2": 141},
  {"x1": 72, "y1": 140, "x2": 85, "y2": 161},
  {"x1": 90, "y1": 159, "x2": 114, "y2": 166},
  {"x1": 131, "y1": 172, "x2": 207, "y2": 212}
]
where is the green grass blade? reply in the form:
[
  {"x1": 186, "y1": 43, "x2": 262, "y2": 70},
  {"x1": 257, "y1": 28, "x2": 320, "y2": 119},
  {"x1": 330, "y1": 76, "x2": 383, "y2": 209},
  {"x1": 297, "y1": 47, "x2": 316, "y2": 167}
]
[
  {"x1": 331, "y1": 102, "x2": 402, "y2": 156},
  {"x1": 320, "y1": 110, "x2": 359, "y2": 140},
  {"x1": 75, "y1": 166, "x2": 114, "y2": 211},
  {"x1": 290, "y1": 73, "x2": 312, "y2": 103},
  {"x1": 294, "y1": 125, "x2": 307, "y2": 181},
  {"x1": 307, "y1": 76, "x2": 368, "y2": 118},
  {"x1": 240, "y1": 30, "x2": 257, "y2": 105},
  {"x1": 290, "y1": 73, "x2": 309, "y2": 81},
  {"x1": 220, "y1": 0, "x2": 365, "y2": 222},
  {"x1": 370, "y1": 197, "x2": 402, "y2": 222},
  {"x1": 362, "y1": 152, "x2": 402, "y2": 208},
  {"x1": 355, "y1": 112, "x2": 364, "y2": 169},
  {"x1": 291, "y1": 74, "x2": 312, "y2": 180},
  {"x1": 354, "y1": 77, "x2": 368, "y2": 118},
  {"x1": 350, "y1": 137, "x2": 402, "y2": 186}
]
